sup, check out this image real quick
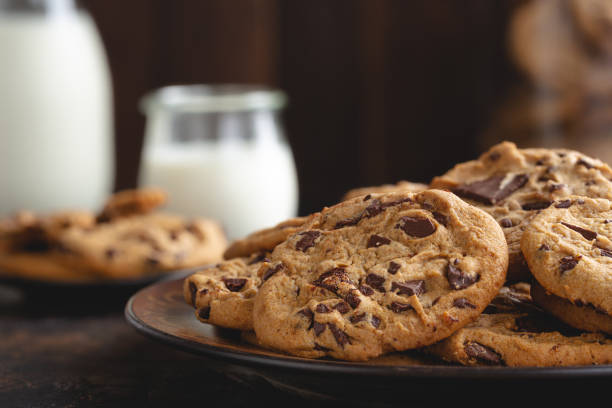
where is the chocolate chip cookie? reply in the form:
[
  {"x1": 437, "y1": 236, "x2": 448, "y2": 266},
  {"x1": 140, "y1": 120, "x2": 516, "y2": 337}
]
[
  {"x1": 426, "y1": 311, "x2": 612, "y2": 366},
  {"x1": 431, "y1": 141, "x2": 612, "y2": 281},
  {"x1": 342, "y1": 181, "x2": 428, "y2": 201},
  {"x1": 184, "y1": 252, "x2": 271, "y2": 330},
  {"x1": 57, "y1": 213, "x2": 227, "y2": 279},
  {"x1": 0, "y1": 189, "x2": 227, "y2": 281},
  {"x1": 252, "y1": 190, "x2": 508, "y2": 361},
  {"x1": 521, "y1": 196, "x2": 612, "y2": 323},
  {"x1": 531, "y1": 280, "x2": 612, "y2": 335},
  {"x1": 223, "y1": 216, "x2": 310, "y2": 260}
]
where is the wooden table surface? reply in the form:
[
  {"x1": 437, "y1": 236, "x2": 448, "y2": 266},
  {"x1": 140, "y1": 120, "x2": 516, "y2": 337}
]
[
  {"x1": 3, "y1": 282, "x2": 612, "y2": 408},
  {"x1": 0, "y1": 284, "x2": 326, "y2": 408}
]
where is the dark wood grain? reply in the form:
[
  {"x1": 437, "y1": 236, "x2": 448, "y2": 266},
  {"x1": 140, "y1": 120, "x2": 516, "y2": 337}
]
[{"x1": 79, "y1": 1, "x2": 527, "y2": 215}]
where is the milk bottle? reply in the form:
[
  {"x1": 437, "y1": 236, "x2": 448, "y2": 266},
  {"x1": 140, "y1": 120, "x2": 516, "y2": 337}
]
[
  {"x1": 0, "y1": 0, "x2": 114, "y2": 215},
  {"x1": 139, "y1": 85, "x2": 299, "y2": 239}
]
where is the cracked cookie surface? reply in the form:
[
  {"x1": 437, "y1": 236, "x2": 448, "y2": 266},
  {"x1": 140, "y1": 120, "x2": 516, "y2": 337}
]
[
  {"x1": 431, "y1": 141, "x2": 612, "y2": 281},
  {"x1": 521, "y1": 196, "x2": 612, "y2": 320},
  {"x1": 252, "y1": 190, "x2": 508, "y2": 361}
]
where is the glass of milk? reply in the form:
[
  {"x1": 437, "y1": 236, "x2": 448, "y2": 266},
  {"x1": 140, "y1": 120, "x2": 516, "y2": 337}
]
[
  {"x1": 0, "y1": 0, "x2": 114, "y2": 216},
  {"x1": 139, "y1": 85, "x2": 299, "y2": 239}
]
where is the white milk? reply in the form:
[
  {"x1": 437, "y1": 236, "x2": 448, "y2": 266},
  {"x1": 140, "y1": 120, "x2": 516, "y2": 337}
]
[
  {"x1": 139, "y1": 139, "x2": 299, "y2": 239},
  {"x1": 0, "y1": 11, "x2": 114, "y2": 215}
]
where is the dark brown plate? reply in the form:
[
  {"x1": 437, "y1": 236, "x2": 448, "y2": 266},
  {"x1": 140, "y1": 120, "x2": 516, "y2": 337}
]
[{"x1": 125, "y1": 279, "x2": 612, "y2": 382}]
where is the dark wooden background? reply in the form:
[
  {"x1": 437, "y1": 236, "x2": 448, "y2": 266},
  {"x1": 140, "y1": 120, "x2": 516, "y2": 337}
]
[{"x1": 82, "y1": 0, "x2": 522, "y2": 215}]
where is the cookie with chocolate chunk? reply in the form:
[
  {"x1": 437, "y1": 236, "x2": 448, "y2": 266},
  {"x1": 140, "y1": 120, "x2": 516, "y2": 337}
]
[
  {"x1": 426, "y1": 312, "x2": 612, "y2": 366},
  {"x1": 521, "y1": 196, "x2": 612, "y2": 322},
  {"x1": 57, "y1": 213, "x2": 227, "y2": 279},
  {"x1": 0, "y1": 189, "x2": 227, "y2": 281},
  {"x1": 184, "y1": 252, "x2": 271, "y2": 330},
  {"x1": 223, "y1": 216, "x2": 310, "y2": 260},
  {"x1": 342, "y1": 181, "x2": 428, "y2": 201},
  {"x1": 531, "y1": 280, "x2": 612, "y2": 335},
  {"x1": 431, "y1": 141, "x2": 612, "y2": 281},
  {"x1": 252, "y1": 190, "x2": 508, "y2": 361}
]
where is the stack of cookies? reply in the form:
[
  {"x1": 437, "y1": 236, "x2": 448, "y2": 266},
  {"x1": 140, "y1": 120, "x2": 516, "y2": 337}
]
[
  {"x1": 184, "y1": 141, "x2": 612, "y2": 366},
  {"x1": 0, "y1": 189, "x2": 227, "y2": 282}
]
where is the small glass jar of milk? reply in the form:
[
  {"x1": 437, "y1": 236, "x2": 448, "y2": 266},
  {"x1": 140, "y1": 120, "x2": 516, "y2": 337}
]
[
  {"x1": 0, "y1": 0, "x2": 114, "y2": 216},
  {"x1": 139, "y1": 85, "x2": 299, "y2": 240}
]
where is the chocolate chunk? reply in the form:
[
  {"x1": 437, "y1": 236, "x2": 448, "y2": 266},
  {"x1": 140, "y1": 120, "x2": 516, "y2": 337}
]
[
  {"x1": 328, "y1": 323, "x2": 350, "y2": 347},
  {"x1": 535, "y1": 159, "x2": 545, "y2": 166},
  {"x1": 521, "y1": 201, "x2": 552, "y2": 211},
  {"x1": 189, "y1": 281, "x2": 198, "y2": 307},
  {"x1": 453, "y1": 298, "x2": 476, "y2": 309},
  {"x1": 316, "y1": 304, "x2": 331, "y2": 313},
  {"x1": 334, "y1": 214, "x2": 362, "y2": 229},
  {"x1": 389, "y1": 301, "x2": 413, "y2": 313},
  {"x1": 358, "y1": 285, "x2": 374, "y2": 296},
  {"x1": 391, "y1": 280, "x2": 426, "y2": 297},
  {"x1": 367, "y1": 234, "x2": 391, "y2": 248},
  {"x1": 371, "y1": 315, "x2": 381, "y2": 328},
  {"x1": 538, "y1": 244, "x2": 550, "y2": 251},
  {"x1": 577, "y1": 199, "x2": 585, "y2": 204},
  {"x1": 199, "y1": 288, "x2": 209, "y2": 295},
  {"x1": 489, "y1": 152, "x2": 501, "y2": 161},
  {"x1": 557, "y1": 152, "x2": 566, "y2": 158},
  {"x1": 197, "y1": 306, "x2": 211, "y2": 320},
  {"x1": 388, "y1": 262, "x2": 401, "y2": 275},
  {"x1": 169, "y1": 230, "x2": 180, "y2": 240},
  {"x1": 262, "y1": 263, "x2": 284, "y2": 281},
  {"x1": 313, "y1": 321, "x2": 326, "y2": 336},
  {"x1": 447, "y1": 263, "x2": 479, "y2": 290},
  {"x1": 464, "y1": 342, "x2": 502, "y2": 365},
  {"x1": 395, "y1": 216, "x2": 436, "y2": 238},
  {"x1": 577, "y1": 158, "x2": 594, "y2": 169},
  {"x1": 561, "y1": 222, "x2": 597, "y2": 240},
  {"x1": 105, "y1": 248, "x2": 117, "y2": 259},
  {"x1": 146, "y1": 256, "x2": 160, "y2": 267},
  {"x1": 499, "y1": 218, "x2": 513, "y2": 228},
  {"x1": 295, "y1": 230, "x2": 321, "y2": 252},
  {"x1": 248, "y1": 252, "x2": 270, "y2": 265},
  {"x1": 333, "y1": 301, "x2": 351, "y2": 314},
  {"x1": 350, "y1": 313, "x2": 366, "y2": 324},
  {"x1": 365, "y1": 273, "x2": 386, "y2": 292},
  {"x1": 363, "y1": 194, "x2": 372, "y2": 201},
  {"x1": 554, "y1": 200, "x2": 572, "y2": 209},
  {"x1": 549, "y1": 183, "x2": 566, "y2": 192},
  {"x1": 432, "y1": 212, "x2": 448, "y2": 227},
  {"x1": 559, "y1": 256, "x2": 578, "y2": 273},
  {"x1": 314, "y1": 343, "x2": 331, "y2": 352},
  {"x1": 452, "y1": 174, "x2": 528, "y2": 205},
  {"x1": 364, "y1": 199, "x2": 384, "y2": 218},
  {"x1": 313, "y1": 267, "x2": 353, "y2": 293},
  {"x1": 345, "y1": 290, "x2": 361, "y2": 308},
  {"x1": 601, "y1": 248, "x2": 612, "y2": 258},
  {"x1": 298, "y1": 308, "x2": 314, "y2": 329},
  {"x1": 223, "y1": 278, "x2": 247, "y2": 292},
  {"x1": 186, "y1": 223, "x2": 205, "y2": 241},
  {"x1": 585, "y1": 180, "x2": 597, "y2": 186}
]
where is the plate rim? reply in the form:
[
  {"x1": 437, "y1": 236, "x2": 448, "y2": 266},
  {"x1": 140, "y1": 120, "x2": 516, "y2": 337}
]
[{"x1": 124, "y1": 279, "x2": 612, "y2": 379}]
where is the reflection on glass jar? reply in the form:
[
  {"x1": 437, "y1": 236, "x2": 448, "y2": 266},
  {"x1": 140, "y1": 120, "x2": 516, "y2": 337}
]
[{"x1": 139, "y1": 85, "x2": 299, "y2": 239}]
